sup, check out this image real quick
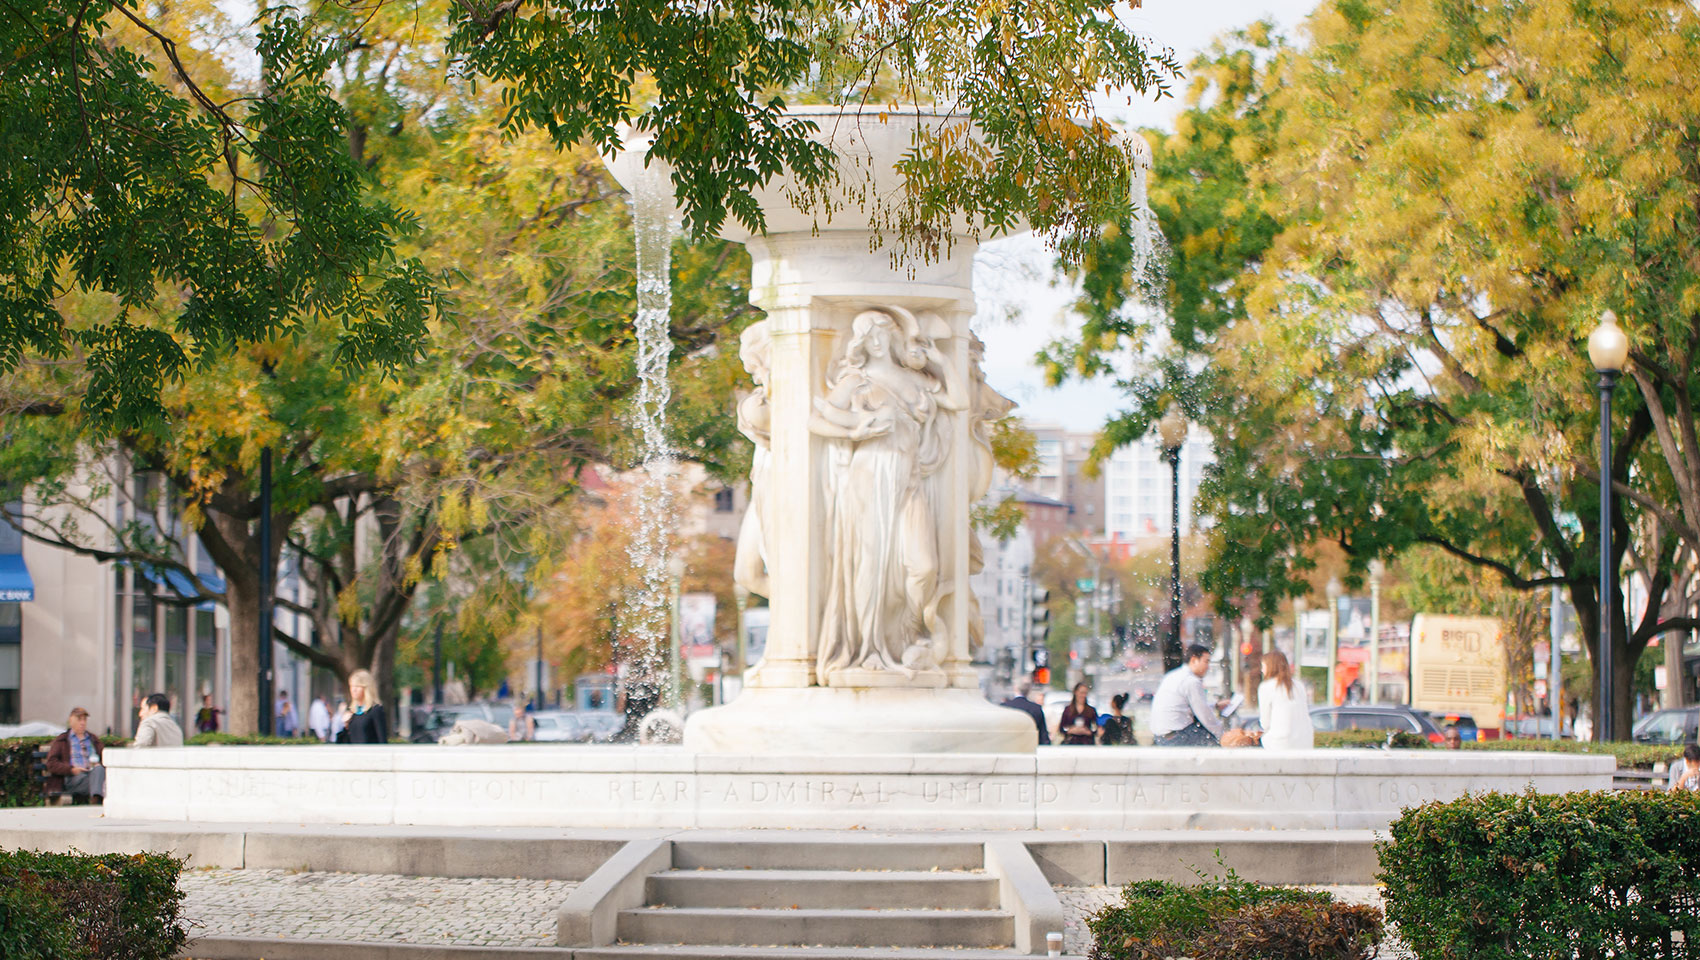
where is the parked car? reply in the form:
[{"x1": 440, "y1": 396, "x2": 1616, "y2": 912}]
[
  {"x1": 1504, "y1": 714, "x2": 1570, "y2": 739},
  {"x1": 577, "y1": 712, "x2": 626, "y2": 743},
  {"x1": 531, "y1": 712, "x2": 588, "y2": 743},
  {"x1": 1311, "y1": 705, "x2": 1444, "y2": 743},
  {"x1": 409, "y1": 703, "x2": 502, "y2": 743},
  {"x1": 1632, "y1": 706, "x2": 1700, "y2": 745},
  {"x1": 1422, "y1": 711, "x2": 1480, "y2": 741}
]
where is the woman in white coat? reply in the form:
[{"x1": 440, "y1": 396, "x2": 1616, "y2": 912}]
[{"x1": 1257, "y1": 650, "x2": 1314, "y2": 749}]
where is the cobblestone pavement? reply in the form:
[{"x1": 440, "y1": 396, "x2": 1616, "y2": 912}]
[
  {"x1": 180, "y1": 868, "x2": 578, "y2": 947},
  {"x1": 1055, "y1": 885, "x2": 1410, "y2": 959}
]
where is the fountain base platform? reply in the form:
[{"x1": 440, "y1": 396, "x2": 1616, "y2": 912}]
[
  {"x1": 101, "y1": 744, "x2": 1610, "y2": 831},
  {"x1": 683, "y1": 687, "x2": 1038, "y2": 754}
]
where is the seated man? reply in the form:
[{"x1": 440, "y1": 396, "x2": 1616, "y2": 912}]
[
  {"x1": 1149, "y1": 644, "x2": 1227, "y2": 746},
  {"x1": 44, "y1": 706, "x2": 105, "y2": 804},
  {"x1": 134, "y1": 692, "x2": 185, "y2": 747}
]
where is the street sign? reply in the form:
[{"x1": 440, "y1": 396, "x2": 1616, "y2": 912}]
[{"x1": 1076, "y1": 578, "x2": 1096, "y2": 592}]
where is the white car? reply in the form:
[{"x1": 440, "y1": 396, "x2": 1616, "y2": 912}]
[{"x1": 531, "y1": 712, "x2": 588, "y2": 742}]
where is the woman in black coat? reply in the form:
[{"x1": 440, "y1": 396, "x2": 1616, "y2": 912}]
[{"x1": 338, "y1": 669, "x2": 389, "y2": 744}]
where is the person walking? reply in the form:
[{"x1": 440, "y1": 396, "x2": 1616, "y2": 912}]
[
  {"x1": 1058, "y1": 682, "x2": 1098, "y2": 745},
  {"x1": 308, "y1": 694, "x2": 332, "y2": 742},
  {"x1": 194, "y1": 693, "x2": 221, "y2": 734},
  {"x1": 275, "y1": 692, "x2": 298, "y2": 738},
  {"x1": 999, "y1": 679, "x2": 1050, "y2": 745},
  {"x1": 1150, "y1": 645, "x2": 1228, "y2": 746},
  {"x1": 133, "y1": 693, "x2": 185, "y2": 747},
  {"x1": 340, "y1": 670, "x2": 389, "y2": 744},
  {"x1": 1255, "y1": 650, "x2": 1314, "y2": 750},
  {"x1": 44, "y1": 707, "x2": 104, "y2": 804},
  {"x1": 1099, "y1": 693, "x2": 1134, "y2": 745}
]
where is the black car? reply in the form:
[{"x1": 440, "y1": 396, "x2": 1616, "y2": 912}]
[{"x1": 1311, "y1": 705, "x2": 1444, "y2": 743}]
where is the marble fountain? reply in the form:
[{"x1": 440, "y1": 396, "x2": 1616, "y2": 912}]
[{"x1": 103, "y1": 108, "x2": 1610, "y2": 831}]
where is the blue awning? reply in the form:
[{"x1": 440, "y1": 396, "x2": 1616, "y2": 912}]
[
  {"x1": 137, "y1": 564, "x2": 225, "y2": 610},
  {"x1": 0, "y1": 554, "x2": 33, "y2": 603}
]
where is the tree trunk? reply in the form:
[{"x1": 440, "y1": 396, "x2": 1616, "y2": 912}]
[{"x1": 223, "y1": 571, "x2": 263, "y2": 736}]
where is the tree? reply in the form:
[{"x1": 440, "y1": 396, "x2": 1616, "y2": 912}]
[
  {"x1": 1046, "y1": 2, "x2": 1700, "y2": 738},
  {"x1": 3, "y1": 0, "x2": 1179, "y2": 428}
]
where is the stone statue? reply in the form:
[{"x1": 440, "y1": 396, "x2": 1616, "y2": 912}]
[
  {"x1": 810, "y1": 307, "x2": 965, "y2": 685},
  {"x1": 732, "y1": 321, "x2": 773, "y2": 599}
]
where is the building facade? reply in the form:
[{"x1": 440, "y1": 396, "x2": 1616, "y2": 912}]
[{"x1": 1101, "y1": 425, "x2": 1213, "y2": 541}]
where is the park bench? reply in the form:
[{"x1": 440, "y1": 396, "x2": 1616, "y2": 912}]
[
  {"x1": 28, "y1": 746, "x2": 71, "y2": 806},
  {"x1": 1612, "y1": 767, "x2": 1665, "y2": 791}
]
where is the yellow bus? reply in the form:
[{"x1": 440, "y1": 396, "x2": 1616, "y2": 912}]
[{"x1": 1409, "y1": 614, "x2": 1507, "y2": 735}]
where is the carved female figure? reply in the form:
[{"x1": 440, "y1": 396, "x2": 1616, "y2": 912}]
[
  {"x1": 732, "y1": 321, "x2": 773, "y2": 599},
  {"x1": 810, "y1": 308, "x2": 965, "y2": 683}
]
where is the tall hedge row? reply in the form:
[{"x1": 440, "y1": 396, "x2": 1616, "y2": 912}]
[
  {"x1": 1379, "y1": 790, "x2": 1700, "y2": 959},
  {"x1": 0, "y1": 737, "x2": 51, "y2": 808},
  {"x1": 0, "y1": 849, "x2": 188, "y2": 960}
]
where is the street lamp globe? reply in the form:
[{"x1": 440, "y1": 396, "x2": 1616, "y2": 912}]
[
  {"x1": 1367, "y1": 559, "x2": 1385, "y2": 584},
  {"x1": 1157, "y1": 406, "x2": 1188, "y2": 450},
  {"x1": 668, "y1": 553, "x2": 687, "y2": 581},
  {"x1": 1588, "y1": 310, "x2": 1630, "y2": 373},
  {"x1": 1326, "y1": 577, "x2": 1343, "y2": 602}
]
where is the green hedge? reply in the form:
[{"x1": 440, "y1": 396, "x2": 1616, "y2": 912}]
[
  {"x1": 1461, "y1": 738, "x2": 1684, "y2": 769},
  {"x1": 1379, "y1": 790, "x2": 1700, "y2": 959},
  {"x1": 1313, "y1": 730, "x2": 1433, "y2": 749},
  {"x1": 1088, "y1": 872, "x2": 1384, "y2": 960},
  {"x1": 0, "y1": 848, "x2": 188, "y2": 960},
  {"x1": 0, "y1": 738, "x2": 52, "y2": 809}
]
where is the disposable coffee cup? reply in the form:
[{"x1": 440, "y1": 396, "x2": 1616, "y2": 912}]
[{"x1": 1046, "y1": 931, "x2": 1063, "y2": 957}]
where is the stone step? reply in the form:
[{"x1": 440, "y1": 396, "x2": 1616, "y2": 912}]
[
  {"x1": 578, "y1": 946, "x2": 1064, "y2": 960},
  {"x1": 647, "y1": 869, "x2": 999, "y2": 910},
  {"x1": 670, "y1": 841, "x2": 983, "y2": 873},
  {"x1": 616, "y1": 907, "x2": 1014, "y2": 948}
]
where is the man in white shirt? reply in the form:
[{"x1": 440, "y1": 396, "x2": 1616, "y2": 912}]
[
  {"x1": 1149, "y1": 644, "x2": 1227, "y2": 746},
  {"x1": 308, "y1": 695, "x2": 332, "y2": 742}
]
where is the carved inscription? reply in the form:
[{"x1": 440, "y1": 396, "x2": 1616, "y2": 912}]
[{"x1": 200, "y1": 771, "x2": 393, "y2": 805}]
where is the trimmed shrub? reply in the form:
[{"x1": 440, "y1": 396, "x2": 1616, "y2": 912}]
[
  {"x1": 1463, "y1": 738, "x2": 1683, "y2": 769},
  {"x1": 1088, "y1": 871, "x2": 1383, "y2": 960},
  {"x1": 0, "y1": 737, "x2": 52, "y2": 808},
  {"x1": 0, "y1": 848, "x2": 188, "y2": 960},
  {"x1": 1313, "y1": 729, "x2": 1432, "y2": 749},
  {"x1": 1379, "y1": 789, "x2": 1700, "y2": 959},
  {"x1": 184, "y1": 732, "x2": 322, "y2": 746},
  {"x1": 1194, "y1": 901, "x2": 1385, "y2": 960}
]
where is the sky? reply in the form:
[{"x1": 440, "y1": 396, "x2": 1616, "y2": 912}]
[{"x1": 971, "y1": 0, "x2": 1319, "y2": 433}]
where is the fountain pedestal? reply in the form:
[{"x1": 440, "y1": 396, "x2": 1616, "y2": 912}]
[{"x1": 607, "y1": 110, "x2": 1036, "y2": 753}]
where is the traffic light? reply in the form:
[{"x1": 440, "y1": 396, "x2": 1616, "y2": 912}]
[
  {"x1": 1029, "y1": 648, "x2": 1050, "y2": 686},
  {"x1": 1029, "y1": 587, "x2": 1050, "y2": 644}
]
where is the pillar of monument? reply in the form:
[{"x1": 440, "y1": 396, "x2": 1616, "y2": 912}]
[{"x1": 607, "y1": 108, "x2": 1037, "y2": 753}]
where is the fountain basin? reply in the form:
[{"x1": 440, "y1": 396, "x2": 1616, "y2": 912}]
[{"x1": 102, "y1": 745, "x2": 1611, "y2": 831}]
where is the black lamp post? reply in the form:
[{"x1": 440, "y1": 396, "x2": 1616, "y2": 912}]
[
  {"x1": 1588, "y1": 309, "x2": 1629, "y2": 742},
  {"x1": 1158, "y1": 406, "x2": 1188, "y2": 669},
  {"x1": 257, "y1": 446, "x2": 274, "y2": 736}
]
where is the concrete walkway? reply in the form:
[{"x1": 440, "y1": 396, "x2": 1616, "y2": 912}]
[{"x1": 0, "y1": 808, "x2": 1405, "y2": 959}]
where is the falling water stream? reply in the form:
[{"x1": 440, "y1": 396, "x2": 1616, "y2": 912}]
[{"x1": 620, "y1": 159, "x2": 679, "y2": 708}]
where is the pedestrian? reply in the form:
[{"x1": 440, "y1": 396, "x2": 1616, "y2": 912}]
[
  {"x1": 1441, "y1": 725, "x2": 1464, "y2": 750},
  {"x1": 1149, "y1": 644, "x2": 1228, "y2": 746},
  {"x1": 1256, "y1": 650, "x2": 1314, "y2": 750},
  {"x1": 1099, "y1": 693, "x2": 1134, "y2": 745},
  {"x1": 194, "y1": 693, "x2": 221, "y2": 734},
  {"x1": 330, "y1": 697, "x2": 349, "y2": 741},
  {"x1": 133, "y1": 693, "x2": 185, "y2": 747},
  {"x1": 308, "y1": 694, "x2": 332, "y2": 742},
  {"x1": 999, "y1": 679, "x2": 1050, "y2": 745},
  {"x1": 1058, "y1": 682, "x2": 1097, "y2": 745},
  {"x1": 339, "y1": 669, "x2": 389, "y2": 744},
  {"x1": 508, "y1": 702, "x2": 536, "y2": 742},
  {"x1": 1669, "y1": 744, "x2": 1700, "y2": 791},
  {"x1": 275, "y1": 691, "x2": 298, "y2": 738},
  {"x1": 44, "y1": 707, "x2": 104, "y2": 804}
]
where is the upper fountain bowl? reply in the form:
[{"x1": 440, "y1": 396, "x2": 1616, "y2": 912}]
[{"x1": 603, "y1": 106, "x2": 1024, "y2": 245}]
